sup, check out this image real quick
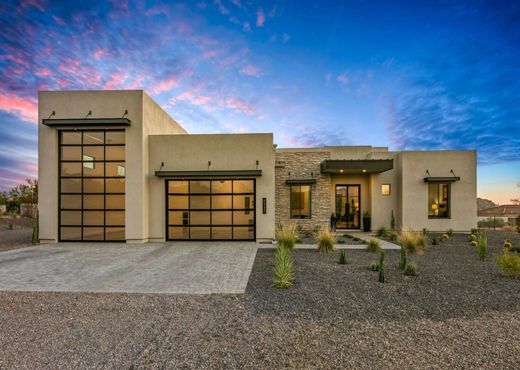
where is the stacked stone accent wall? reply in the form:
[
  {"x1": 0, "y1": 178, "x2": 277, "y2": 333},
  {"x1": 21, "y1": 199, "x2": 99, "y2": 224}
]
[{"x1": 275, "y1": 151, "x2": 331, "y2": 232}]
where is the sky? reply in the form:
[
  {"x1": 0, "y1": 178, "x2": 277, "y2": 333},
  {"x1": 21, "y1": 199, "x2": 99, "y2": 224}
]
[{"x1": 0, "y1": 0, "x2": 519, "y2": 203}]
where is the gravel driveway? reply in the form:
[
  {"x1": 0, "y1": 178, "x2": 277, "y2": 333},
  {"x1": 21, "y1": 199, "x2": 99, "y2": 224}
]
[{"x1": 0, "y1": 232, "x2": 519, "y2": 369}]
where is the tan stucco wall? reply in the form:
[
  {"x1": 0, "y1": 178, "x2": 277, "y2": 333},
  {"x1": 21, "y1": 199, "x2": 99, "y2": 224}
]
[
  {"x1": 399, "y1": 150, "x2": 477, "y2": 232},
  {"x1": 148, "y1": 133, "x2": 275, "y2": 241},
  {"x1": 38, "y1": 90, "x2": 144, "y2": 243},
  {"x1": 369, "y1": 152, "x2": 400, "y2": 230}
]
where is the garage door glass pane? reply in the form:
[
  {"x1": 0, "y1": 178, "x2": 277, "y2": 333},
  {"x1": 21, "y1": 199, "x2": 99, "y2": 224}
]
[
  {"x1": 169, "y1": 226, "x2": 189, "y2": 239},
  {"x1": 83, "y1": 132, "x2": 104, "y2": 145},
  {"x1": 83, "y1": 179, "x2": 104, "y2": 193},
  {"x1": 106, "y1": 162, "x2": 125, "y2": 177},
  {"x1": 190, "y1": 227, "x2": 210, "y2": 239},
  {"x1": 169, "y1": 181, "x2": 188, "y2": 194},
  {"x1": 83, "y1": 162, "x2": 104, "y2": 177},
  {"x1": 61, "y1": 227, "x2": 81, "y2": 240},
  {"x1": 212, "y1": 211, "x2": 231, "y2": 225},
  {"x1": 61, "y1": 132, "x2": 81, "y2": 145},
  {"x1": 233, "y1": 195, "x2": 253, "y2": 210},
  {"x1": 61, "y1": 211, "x2": 81, "y2": 225},
  {"x1": 106, "y1": 131, "x2": 125, "y2": 144},
  {"x1": 61, "y1": 146, "x2": 82, "y2": 161},
  {"x1": 168, "y1": 195, "x2": 188, "y2": 209},
  {"x1": 61, "y1": 195, "x2": 81, "y2": 209},
  {"x1": 61, "y1": 162, "x2": 82, "y2": 177},
  {"x1": 105, "y1": 227, "x2": 125, "y2": 240},
  {"x1": 190, "y1": 181, "x2": 210, "y2": 194},
  {"x1": 106, "y1": 195, "x2": 125, "y2": 209},
  {"x1": 212, "y1": 227, "x2": 232, "y2": 239},
  {"x1": 234, "y1": 180, "x2": 254, "y2": 193},
  {"x1": 190, "y1": 196, "x2": 210, "y2": 209},
  {"x1": 61, "y1": 179, "x2": 81, "y2": 193},
  {"x1": 169, "y1": 211, "x2": 189, "y2": 225},
  {"x1": 211, "y1": 195, "x2": 232, "y2": 209},
  {"x1": 83, "y1": 211, "x2": 104, "y2": 225},
  {"x1": 83, "y1": 227, "x2": 104, "y2": 240},
  {"x1": 190, "y1": 211, "x2": 210, "y2": 225},
  {"x1": 233, "y1": 227, "x2": 254, "y2": 240},
  {"x1": 83, "y1": 195, "x2": 104, "y2": 209},
  {"x1": 83, "y1": 146, "x2": 104, "y2": 161},
  {"x1": 212, "y1": 180, "x2": 232, "y2": 193},
  {"x1": 106, "y1": 178, "x2": 125, "y2": 193},
  {"x1": 106, "y1": 146, "x2": 125, "y2": 161},
  {"x1": 233, "y1": 211, "x2": 254, "y2": 225}
]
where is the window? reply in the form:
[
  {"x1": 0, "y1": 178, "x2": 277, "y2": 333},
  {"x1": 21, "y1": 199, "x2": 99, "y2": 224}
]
[
  {"x1": 428, "y1": 183, "x2": 450, "y2": 218},
  {"x1": 381, "y1": 184, "x2": 391, "y2": 196},
  {"x1": 290, "y1": 185, "x2": 311, "y2": 219}
]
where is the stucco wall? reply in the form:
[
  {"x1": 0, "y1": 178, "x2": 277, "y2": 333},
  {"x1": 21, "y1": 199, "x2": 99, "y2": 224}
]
[
  {"x1": 275, "y1": 151, "x2": 331, "y2": 232},
  {"x1": 148, "y1": 133, "x2": 275, "y2": 241},
  {"x1": 400, "y1": 151, "x2": 477, "y2": 232},
  {"x1": 369, "y1": 152, "x2": 399, "y2": 231},
  {"x1": 38, "y1": 90, "x2": 143, "y2": 243}
]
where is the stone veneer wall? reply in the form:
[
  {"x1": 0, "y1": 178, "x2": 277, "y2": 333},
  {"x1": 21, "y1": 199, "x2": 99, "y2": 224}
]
[{"x1": 275, "y1": 151, "x2": 331, "y2": 232}]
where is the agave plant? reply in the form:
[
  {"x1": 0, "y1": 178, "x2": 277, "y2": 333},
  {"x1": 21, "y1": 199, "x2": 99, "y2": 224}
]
[{"x1": 273, "y1": 246, "x2": 295, "y2": 288}]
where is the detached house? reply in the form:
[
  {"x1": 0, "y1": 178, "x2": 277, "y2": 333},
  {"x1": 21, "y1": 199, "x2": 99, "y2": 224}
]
[{"x1": 38, "y1": 90, "x2": 477, "y2": 243}]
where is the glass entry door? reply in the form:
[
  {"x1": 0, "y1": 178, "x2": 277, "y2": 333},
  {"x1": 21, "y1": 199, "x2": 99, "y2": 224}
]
[{"x1": 335, "y1": 185, "x2": 360, "y2": 229}]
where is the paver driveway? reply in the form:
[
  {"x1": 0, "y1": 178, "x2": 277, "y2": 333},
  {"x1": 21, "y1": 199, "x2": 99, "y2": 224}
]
[{"x1": 0, "y1": 242, "x2": 257, "y2": 294}]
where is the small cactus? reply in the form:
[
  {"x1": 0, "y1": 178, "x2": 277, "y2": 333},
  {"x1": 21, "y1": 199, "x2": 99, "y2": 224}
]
[
  {"x1": 441, "y1": 233, "x2": 449, "y2": 241},
  {"x1": 378, "y1": 251, "x2": 385, "y2": 283},
  {"x1": 338, "y1": 250, "x2": 348, "y2": 265},
  {"x1": 399, "y1": 246, "x2": 407, "y2": 270},
  {"x1": 470, "y1": 240, "x2": 477, "y2": 247},
  {"x1": 469, "y1": 234, "x2": 477, "y2": 242}
]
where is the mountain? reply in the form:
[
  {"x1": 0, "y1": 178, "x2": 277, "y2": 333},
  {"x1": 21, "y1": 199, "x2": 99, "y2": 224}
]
[{"x1": 477, "y1": 197, "x2": 498, "y2": 211}]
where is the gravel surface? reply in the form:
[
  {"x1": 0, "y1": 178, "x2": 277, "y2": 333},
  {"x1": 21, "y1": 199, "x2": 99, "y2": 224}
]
[
  {"x1": 0, "y1": 217, "x2": 35, "y2": 252},
  {"x1": 1, "y1": 232, "x2": 519, "y2": 369}
]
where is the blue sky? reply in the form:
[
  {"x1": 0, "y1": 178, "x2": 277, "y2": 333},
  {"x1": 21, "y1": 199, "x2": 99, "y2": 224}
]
[{"x1": 0, "y1": 0, "x2": 519, "y2": 203}]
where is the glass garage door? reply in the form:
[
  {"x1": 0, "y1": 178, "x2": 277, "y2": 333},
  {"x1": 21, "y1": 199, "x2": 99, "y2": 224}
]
[
  {"x1": 167, "y1": 179, "x2": 255, "y2": 241},
  {"x1": 59, "y1": 130, "x2": 125, "y2": 241}
]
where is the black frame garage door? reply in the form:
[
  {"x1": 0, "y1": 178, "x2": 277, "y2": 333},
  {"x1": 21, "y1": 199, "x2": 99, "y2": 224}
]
[
  {"x1": 166, "y1": 179, "x2": 255, "y2": 241},
  {"x1": 58, "y1": 129, "x2": 125, "y2": 242}
]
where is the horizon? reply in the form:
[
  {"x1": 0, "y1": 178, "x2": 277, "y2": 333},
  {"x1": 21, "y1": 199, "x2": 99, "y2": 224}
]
[{"x1": 1, "y1": 0, "x2": 519, "y2": 204}]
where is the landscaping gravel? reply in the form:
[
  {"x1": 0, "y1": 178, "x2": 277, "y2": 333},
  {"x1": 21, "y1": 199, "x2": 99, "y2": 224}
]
[
  {"x1": 1, "y1": 232, "x2": 519, "y2": 369},
  {"x1": 0, "y1": 217, "x2": 35, "y2": 252}
]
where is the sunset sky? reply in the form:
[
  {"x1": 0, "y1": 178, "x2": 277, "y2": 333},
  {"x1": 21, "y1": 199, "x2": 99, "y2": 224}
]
[{"x1": 0, "y1": 0, "x2": 519, "y2": 203}]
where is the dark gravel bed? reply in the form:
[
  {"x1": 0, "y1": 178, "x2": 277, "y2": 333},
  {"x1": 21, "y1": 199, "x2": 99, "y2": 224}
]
[{"x1": 0, "y1": 232, "x2": 519, "y2": 369}]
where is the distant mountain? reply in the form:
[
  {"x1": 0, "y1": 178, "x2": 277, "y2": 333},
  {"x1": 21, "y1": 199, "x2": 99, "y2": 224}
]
[{"x1": 477, "y1": 197, "x2": 498, "y2": 211}]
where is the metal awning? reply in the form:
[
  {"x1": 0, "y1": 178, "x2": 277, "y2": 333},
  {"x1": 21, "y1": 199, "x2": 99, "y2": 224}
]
[
  {"x1": 285, "y1": 179, "x2": 317, "y2": 185},
  {"x1": 424, "y1": 176, "x2": 460, "y2": 183},
  {"x1": 42, "y1": 118, "x2": 131, "y2": 126},
  {"x1": 155, "y1": 170, "x2": 262, "y2": 178},
  {"x1": 320, "y1": 159, "x2": 393, "y2": 174}
]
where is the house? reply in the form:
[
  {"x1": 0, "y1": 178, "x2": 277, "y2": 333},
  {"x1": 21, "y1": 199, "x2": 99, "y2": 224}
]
[
  {"x1": 478, "y1": 205, "x2": 520, "y2": 226},
  {"x1": 38, "y1": 90, "x2": 477, "y2": 243}
]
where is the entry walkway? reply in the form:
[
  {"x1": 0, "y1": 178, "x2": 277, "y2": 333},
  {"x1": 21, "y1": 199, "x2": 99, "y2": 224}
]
[
  {"x1": 339, "y1": 231, "x2": 401, "y2": 250},
  {"x1": 0, "y1": 242, "x2": 257, "y2": 294}
]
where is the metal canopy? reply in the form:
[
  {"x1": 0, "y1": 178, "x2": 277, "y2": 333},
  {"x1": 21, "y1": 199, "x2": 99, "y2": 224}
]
[
  {"x1": 320, "y1": 159, "x2": 393, "y2": 174},
  {"x1": 155, "y1": 170, "x2": 262, "y2": 178},
  {"x1": 423, "y1": 176, "x2": 460, "y2": 183},
  {"x1": 285, "y1": 179, "x2": 317, "y2": 185},
  {"x1": 42, "y1": 118, "x2": 131, "y2": 126}
]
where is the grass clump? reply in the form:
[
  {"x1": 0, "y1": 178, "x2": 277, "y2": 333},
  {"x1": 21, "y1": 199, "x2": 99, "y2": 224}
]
[
  {"x1": 431, "y1": 236, "x2": 438, "y2": 245},
  {"x1": 366, "y1": 238, "x2": 382, "y2": 253},
  {"x1": 478, "y1": 233, "x2": 488, "y2": 261},
  {"x1": 495, "y1": 250, "x2": 520, "y2": 277},
  {"x1": 504, "y1": 239, "x2": 513, "y2": 249},
  {"x1": 273, "y1": 246, "x2": 295, "y2": 288},
  {"x1": 470, "y1": 240, "x2": 477, "y2": 247},
  {"x1": 447, "y1": 229, "x2": 453, "y2": 237},
  {"x1": 404, "y1": 262, "x2": 418, "y2": 276},
  {"x1": 376, "y1": 226, "x2": 390, "y2": 239},
  {"x1": 378, "y1": 251, "x2": 385, "y2": 283},
  {"x1": 469, "y1": 234, "x2": 478, "y2": 243},
  {"x1": 370, "y1": 261, "x2": 379, "y2": 272},
  {"x1": 275, "y1": 224, "x2": 298, "y2": 250},
  {"x1": 399, "y1": 230, "x2": 425, "y2": 255},
  {"x1": 315, "y1": 228, "x2": 336, "y2": 253},
  {"x1": 338, "y1": 250, "x2": 348, "y2": 265},
  {"x1": 441, "y1": 233, "x2": 449, "y2": 242}
]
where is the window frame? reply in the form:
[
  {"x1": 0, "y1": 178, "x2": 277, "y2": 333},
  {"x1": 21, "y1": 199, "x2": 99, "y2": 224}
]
[
  {"x1": 289, "y1": 185, "x2": 312, "y2": 219},
  {"x1": 428, "y1": 182, "x2": 451, "y2": 219},
  {"x1": 381, "y1": 184, "x2": 391, "y2": 196}
]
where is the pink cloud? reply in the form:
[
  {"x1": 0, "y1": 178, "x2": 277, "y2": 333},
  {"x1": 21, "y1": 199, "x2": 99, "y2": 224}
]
[
  {"x1": 93, "y1": 48, "x2": 109, "y2": 60},
  {"x1": 145, "y1": 4, "x2": 169, "y2": 16},
  {"x1": 203, "y1": 49, "x2": 221, "y2": 59},
  {"x1": 0, "y1": 93, "x2": 38, "y2": 123},
  {"x1": 18, "y1": 0, "x2": 45, "y2": 12},
  {"x1": 256, "y1": 8, "x2": 265, "y2": 27},
  {"x1": 52, "y1": 15, "x2": 66, "y2": 26},
  {"x1": 152, "y1": 78, "x2": 181, "y2": 94},
  {"x1": 35, "y1": 67, "x2": 51, "y2": 77},
  {"x1": 214, "y1": 0, "x2": 229, "y2": 15},
  {"x1": 194, "y1": 95, "x2": 214, "y2": 105},
  {"x1": 224, "y1": 96, "x2": 253, "y2": 115},
  {"x1": 103, "y1": 71, "x2": 129, "y2": 89},
  {"x1": 337, "y1": 72, "x2": 349, "y2": 85},
  {"x1": 240, "y1": 65, "x2": 261, "y2": 77},
  {"x1": 230, "y1": 0, "x2": 241, "y2": 7},
  {"x1": 242, "y1": 21, "x2": 251, "y2": 32}
]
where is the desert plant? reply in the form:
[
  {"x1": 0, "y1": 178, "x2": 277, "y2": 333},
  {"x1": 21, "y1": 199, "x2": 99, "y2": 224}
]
[
  {"x1": 337, "y1": 239, "x2": 346, "y2": 244},
  {"x1": 273, "y1": 246, "x2": 295, "y2": 288},
  {"x1": 470, "y1": 228, "x2": 478, "y2": 235},
  {"x1": 422, "y1": 228, "x2": 429, "y2": 236},
  {"x1": 404, "y1": 262, "x2": 418, "y2": 276},
  {"x1": 376, "y1": 226, "x2": 390, "y2": 239},
  {"x1": 338, "y1": 250, "x2": 348, "y2": 264},
  {"x1": 416, "y1": 234, "x2": 427, "y2": 249},
  {"x1": 399, "y1": 246, "x2": 407, "y2": 270},
  {"x1": 366, "y1": 238, "x2": 382, "y2": 253},
  {"x1": 478, "y1": 233, "x2": 488, "y2": 261},
  {"x1": 315, "y1": 228, "x2": 336, "y2": 253},
  {"x1": 504, "y1": 239, "x2": 513, "y2": 249},
  {"x1": 441, "y1": 233, "x2": 449, "y2": 241},
  {"x1": 275, "y1": 224, "x2": 298, "y2": 250},
  {"x1": 470, "y1": 240, "x2": 478, "y2": 247},
  {"x1": 469, "y1": 234, "x2": 478, "y2": 242},
  {"x1": 447, "y1": 229, "x2": 453, "y2": 237},
  {"x1": 399, "y1": 230, "x2": 425, "y2": 255},
  {"x1": 378, "y1": 251, "x2": 385, "y2": 283},
  {"x1": 431, "y1": 236, "x2": 438, "y2": 245},
  {"x1": 510, "y1": 245, "x2": 520, "y2": 253},
  {"x1": 390, "y1": 209, "x2": 395, "y2": 230},
  {"x1": 313, "y1": 224, "x2": 322, "y2": 235},
  {"x1": 388, "y1": 230, "x2": 398, "y2": 241},
  {"x1": 370, "y1": 261, "x2": 379, "y2": 271},
  {"x1": 495, "y1": 249, "x2": 520, "y2": 277},
  {"x1": 31, "y1": 211, "x2": 39, "y2": 244}
]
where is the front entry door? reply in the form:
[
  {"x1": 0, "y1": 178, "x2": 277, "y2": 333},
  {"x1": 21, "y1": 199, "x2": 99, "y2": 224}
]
[{"x1": 335, "y1": 185, "x2": 360, "y2": 229}]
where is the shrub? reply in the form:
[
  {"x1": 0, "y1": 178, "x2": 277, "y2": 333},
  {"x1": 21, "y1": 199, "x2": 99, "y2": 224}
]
[
  {"x1": 469, "y1": 234, "x2": 478, "y2": 242},
  {"x1": 275, "y1": 224, "x2": 298, "y2": 250},
  {"x1": 353, "y1": 237, "x2": 361, "y2": 242},
  {"x1": 337, "y1": 239, "x2": 346, "y2": 244},
  {"x1": 366, "y1": 238, "x2": 382, "y2": 253},
  {"x1": 399, "y1": 230, "x2": 425, "y2": 255},
  {"x1": 273, "y1": 246, "x2": 295, "y2": 288},
  {"x1": 315, "y1": 228, "x2": 336, "y2": 253},
  {"x1": 470, "y1": 240, "x2": 478, "y2": 247},
  {"x1": 470, "y1": 228, "x2": 478, "y2": 235},
  {"x1": 404, "y1": 263, "x2": 418, "y2": 276},
  {"x1": 504, "y1": 239, "x2": 513, "y2": 249},
  {"x1": 478, "y1": 234, "x2": 488, "y2": 261},
  {"x1": 388, "y1": 230, "x2": 399, "y2": 241},
  {"x1": 495, "y1": 250, "x2": 520, "y2": 277},
  {"x1": 370, "y1": 261, "x2": 379, "y2": 271},
  {"x1": 313, "y1": 225, "x2": 322, "y2": 235},
  {"x1": 376, "y1": 226, "x2": 390, "y2": 239},
  {"x1": 510, "y1": 246, "x2": 520, "y2": 253},
  {"x1": 378, "y1": 251, "x2": 385, "y2": 283},
  {"x1": 399, "y1": 246, "x2": 407, "y2": 270},
  {"x1": 422, "y1": 228, "x2": 429, "y2": 236},
  {"x1": 338, "y1": 250, "x2": 348, "y2": 265},
  {"x1": 478, "y1": 217, "x2": 506, "y2": 228},
  {"x1": 431, "y1": 236, "x2": 438, "y2": 245},
  {"x1": 441, "y1": 233, "x2": 449, "y2": 241},
  {"x1": 447, "y1": 229, "x2": 453, "y2": 237}
]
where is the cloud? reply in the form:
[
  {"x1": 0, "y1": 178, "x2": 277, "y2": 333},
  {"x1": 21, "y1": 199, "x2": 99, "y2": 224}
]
[
  {"x1": 282, "y1": 33, "x2": 290, "y2": 43},
  {"x1": 256, "y1": 8, "x2": 265, "y2": 27},
  {"x1": 336, "y1": 72, "x2": 349, "y2": 85},
  {"x1": 0, "y1": 93, "x2": 37, "y2": 123},
  {"x1": 242, "y1": 21, "x2": 251, "y2": 32},
  {"x1": 151, "y1": 78, "x2": 181, "y2": 94},
  {"x1": 223, "y1": 96, "x2": 253, "y2": 115},
  {"x1": 214, "y1": 0, "x2": 229, "y2": 15},
  {"x1": 239, "y1": 64, "x2": 261, "y2": 77}
]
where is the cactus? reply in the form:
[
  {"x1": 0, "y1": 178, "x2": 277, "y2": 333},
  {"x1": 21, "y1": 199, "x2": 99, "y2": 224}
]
[
  {"x1": 399, "y1": 246, "x2": 407, "y2": 270},
  {"x1": 378, "y1": 251, "x2": 385, "y2": 283},
  {"x1": 338, "y1": 249, "x2": 348, "y2": 265}
]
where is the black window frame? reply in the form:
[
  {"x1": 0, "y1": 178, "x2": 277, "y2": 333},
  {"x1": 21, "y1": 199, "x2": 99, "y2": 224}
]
[
  {"x1": 290, "y1": 185, "x2": 312, "y2": 219},
  {"x1": 166, "y1": 179, "x2": 256, "y2": 241},
  {"x1": 428, "y1": 182, "x2": 451, "y2": 219},
  {"x1": 58, "y1": 129, "x2": 126, "y2": 242}
]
